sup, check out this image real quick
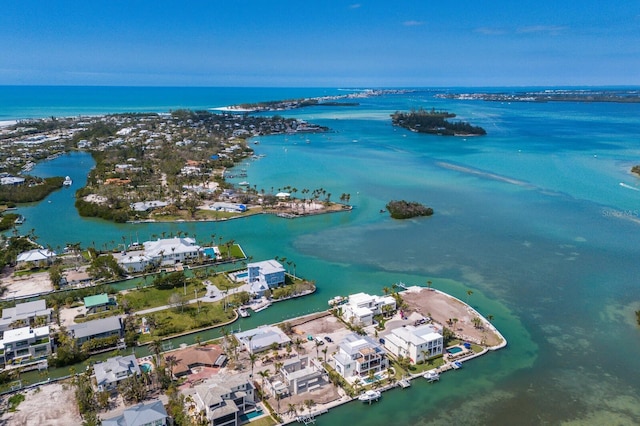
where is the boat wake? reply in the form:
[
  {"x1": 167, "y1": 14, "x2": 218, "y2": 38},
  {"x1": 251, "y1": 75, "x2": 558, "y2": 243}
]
[{"x1": 619, "y1": 182, "x2": 639, "y2": 191}]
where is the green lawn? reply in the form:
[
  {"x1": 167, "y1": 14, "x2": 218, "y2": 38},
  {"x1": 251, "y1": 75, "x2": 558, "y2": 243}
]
[
  {"x1": 137, "y1": 300, "x2": 236, "y2": 343},
  {"x1": 118, "y1": 272, "x2": 237, "y2": 311}
]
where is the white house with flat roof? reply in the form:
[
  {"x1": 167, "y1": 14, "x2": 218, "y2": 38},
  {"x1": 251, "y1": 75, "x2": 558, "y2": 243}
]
[
  {"x1": 94, "y1": 354, "x2": 141, "y2": 392},
  {"x1": 383, "y1": 324, "x2": 444, "y2": 364},
  {"x1": 278, "y1": 356, "x2": 326, "y2": 395},
  {"x1": 0, "y1": 325, "x2": 51, "y2": 366},
  {"x1": 234, "y1": 325, "x2": 291, "y2": 354},
  {"x1": 341, "y1": 292, "x2": 396, "y2": 326},
  {"x1": 332, "y1": 333, "x2": 388, "y2": 380},
  {"x1": 246, "y1": 259, "x2": 285, "y2": 292}
]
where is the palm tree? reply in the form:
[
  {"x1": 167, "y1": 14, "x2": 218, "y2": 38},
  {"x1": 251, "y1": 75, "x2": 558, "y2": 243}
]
[
  {"x1": 382, "y1": 286, "x2": 390, "y2": 295},
  {"x1": 304, "y1": 399, "x2": 315, "y2": 413},
  {"x1": 257, "y1": 370, "x2": 270, "y2": 402},
  {"x1": 148, "y1": 338, "x2": 163, "y2": 366},
  {"x1": 249, "y1": 353, "x2": 257, "y2": 378},
  {"x1": 165, "y1": 355, "x2": 177, "y2": 380},
  {"x1": 321, "y1": 347, "x2": 328, "y2": 362},
  {"x1": 427, "y1": 280, "x2": 432, "y2": 290},
  {"x1": 421, "y1": 350, "x2": 430, "y2": 365},
  {"x1": 286, "y1": 403, "x2": 298, "y2": 419}
]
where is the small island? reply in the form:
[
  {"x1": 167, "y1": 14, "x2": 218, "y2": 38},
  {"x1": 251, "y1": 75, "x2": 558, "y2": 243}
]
[
  {"x1": 391, "y1": 108, "x2": 486, "y2": 136},
  {"x1": 632, "y1": 165, "x2": 640, "y2": 176},
  {"x1": 386, "y1": 200, "x2": 434, "y2": 219}
]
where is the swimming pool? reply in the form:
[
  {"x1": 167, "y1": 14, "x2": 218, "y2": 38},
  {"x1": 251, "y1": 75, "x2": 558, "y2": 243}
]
[
  {"x1": 140, "y1": 362, "x2": 153, "y2": 373},
  {"x1": 239, "y1": 409, "x2": 263, "y2": 422},
  {"x1": 203, "y1": 248, "x2": 217, "y2": 258},
  {"x1": 236, "y1": 272, "x2": 248, "y2": 278},
  {"x1": 363, "y1": 374, "x2": 383, "y2": 383},
  {"x1": 447, "y1": 346, "x2": 463, "y2": 354}
]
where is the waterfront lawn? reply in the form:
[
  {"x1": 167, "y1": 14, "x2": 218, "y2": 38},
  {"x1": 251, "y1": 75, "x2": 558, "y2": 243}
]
[
  {"x1": 270, "y1": 278, "x2": 315, "y2": 300},
  {"x1": 250, "y1": 416, "x2": 276, "y2": 426},
  {"x1": 137, "y1": 301, "x2": 235, "y2": 343},
  {"x1": 118, "y1": 281, "x2": 206, "y2": 311}
]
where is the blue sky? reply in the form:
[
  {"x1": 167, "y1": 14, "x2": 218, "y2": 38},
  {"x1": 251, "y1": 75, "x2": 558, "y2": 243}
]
[{"x1": 1, "y1": 1, "x2": 639, "y2": 87}]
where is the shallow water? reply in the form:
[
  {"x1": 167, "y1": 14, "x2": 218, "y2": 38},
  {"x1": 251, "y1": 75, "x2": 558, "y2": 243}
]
[{"x1": 7, "y1": 88, "x2": 640, "y2": 424}]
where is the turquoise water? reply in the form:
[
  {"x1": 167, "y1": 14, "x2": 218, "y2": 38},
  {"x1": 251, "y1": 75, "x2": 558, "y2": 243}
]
[
  {"x1": 239, "y1": 409, "x2": 263, "y2": 421},
  {"x1": 447, "y1": 346, "x2": 463, "y2": 355},
  {"x1": 4, "y1": 87, "x2": 640, "y2": 424},
  {"x1": 202, "y1": 247, "x2": 216, "y2": 258}
]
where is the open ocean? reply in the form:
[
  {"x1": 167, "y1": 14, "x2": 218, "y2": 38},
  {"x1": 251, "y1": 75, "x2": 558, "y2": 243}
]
[{"x1": 3, "y1": 86, "x2": 640, "y2": 425}]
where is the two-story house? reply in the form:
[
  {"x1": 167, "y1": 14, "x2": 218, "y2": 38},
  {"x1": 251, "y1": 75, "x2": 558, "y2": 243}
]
[
  {"x1": 189, "y1": 372, "x2": 257, "y2": 426},
  {"x1": 341, "y1": 292, "x2": 396, "y2": 326},
  {"x1": 94, "y1": 354, "x2": 141, "y2": 392},
  {"x1": 383, "y1": 324, "x2": 444, "y2": 364},
  {"x1": 0, "y1": 325, "x2": 52, "y2": 367},
  {"x1": 332, "y1": 333, "x2": 388, "y2": 380}
]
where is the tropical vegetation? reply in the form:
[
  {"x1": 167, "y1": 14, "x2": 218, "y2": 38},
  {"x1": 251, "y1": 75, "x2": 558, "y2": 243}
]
[
  {"x1": 391, "y1": 108, "x2": 486, "y2": 136},
  {"x1": 386, "y1": 200, "x2": 434, "y2": 219}
]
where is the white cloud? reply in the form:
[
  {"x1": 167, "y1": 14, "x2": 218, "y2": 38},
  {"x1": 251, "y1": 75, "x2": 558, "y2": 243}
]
[
  {"x1": 403, "y1": 20, "x2": 424, "y2": 27},
  {"x1": 349, "y1": 3, "x2": 361, "y2": 9},
  {"x1": 475, "y1": 27, "x2": 507, "y2": 35},
  {"x1": 517, "y1": 25, "x2": 567, "y2": 36}
]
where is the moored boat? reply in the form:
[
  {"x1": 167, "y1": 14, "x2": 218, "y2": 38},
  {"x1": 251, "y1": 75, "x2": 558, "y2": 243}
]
[
  {"x1": 424, "y1": 370, "x2": 440, "y2": 382},
  {"x1": 358, "y1": 389, "x2": 381, "y2": 403}
]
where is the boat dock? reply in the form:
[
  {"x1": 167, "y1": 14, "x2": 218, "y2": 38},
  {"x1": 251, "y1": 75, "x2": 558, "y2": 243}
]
[{"x1": 398, "y1": 378, "x2": 411, "y2": 388}]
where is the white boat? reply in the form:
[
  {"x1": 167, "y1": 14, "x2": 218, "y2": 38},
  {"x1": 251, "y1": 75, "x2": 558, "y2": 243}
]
[
  {"x1": 424, "y1": 370, "x2": 440, "y2": 382},
  {"x1": 238, "y1": 181, "x2": 250, "y2": 186},
  {"x1": 451, "y1": 361, "x2": 462, "y2": 370},
  {"x1": 238, "y1": 307, "x2": 250, "y2": 318},
  {"x1": 63, "y1": 176, "x2": 73, "y2": 186},
  {"x1": 358, "y1": 389, "x2": 381, "y2": 403},
  {"x1": 252, "y1": 302, "x2": 271, "y2": 313}
]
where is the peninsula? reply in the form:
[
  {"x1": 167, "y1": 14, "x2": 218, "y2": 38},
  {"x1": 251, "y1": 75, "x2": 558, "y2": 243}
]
[
  {"x1": 436, "y1": 88, "x2": 640, "y2": 103},
  {"x1": 221, "y1": 89, "x2": 413, "y2": 112}
]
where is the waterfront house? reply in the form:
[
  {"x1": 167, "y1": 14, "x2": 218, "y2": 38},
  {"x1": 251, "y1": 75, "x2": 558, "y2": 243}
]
[
  {"x1": 234, "y1": 325, "x2": 291, "y2": 354},
  {"x1": 84, "y1": 293, "x2": 116, "y2": 315},
  {"x1": 0, "y1": 325, "x2": 52, "y2": 367},
  {"x1": 68, "y1": 316, "x2": 123, "y2": 345},
  {"x1": 62, "y1": 269, "x2": 92, "y2": 286},
  {"x1": 383, "y1": 324, "x2": 444, "y2": 364},
  {"x1": 15, "y1": 248, "x2": 56, "y2": 269},
  {"x1": 341, "y1": 292, "x2": 396, "y2": 326},
  {"x1": 188, "y1": 372, "x2": 257, "y2": 426},
  {"x1": 332, "y1": 333, "x2": 388, "y2": 380},
  {"x1": 130, "y1": 200, "x2": 169, "y2": 212},
  {"x1": 278, "y1": 356, "x2": 326, "y2": 395},
  {"x1": 102, "y1": 399, "x2": 170, "y2": 426},
  {"x1": 94, "y1": 354, "x2": 141, "y2": 392},
  {"x1": 115, "y1": 236, "x2": 202, "y2": 272},
  {"x1": 246, "y1": 259, "x2": 285, "y2": 292},
  {"x1": 0, "y1": 176, "x2": 25, "y2": 186},
  {"x1": 144, "y1": 237, "x2": 202, "y2": 266},
  {"x1": 208, "y1": 202, "x2": 247, "y2": 213},
  {"x1": 0, "y1": 300, "x2": 53, "y2": 333},
  {"x1": 164, "y1": 345, "x2": 224, "y2": 377}
]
